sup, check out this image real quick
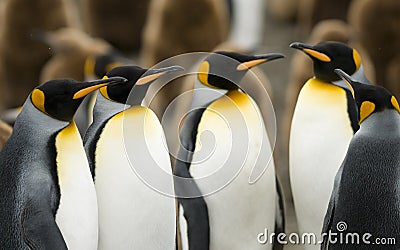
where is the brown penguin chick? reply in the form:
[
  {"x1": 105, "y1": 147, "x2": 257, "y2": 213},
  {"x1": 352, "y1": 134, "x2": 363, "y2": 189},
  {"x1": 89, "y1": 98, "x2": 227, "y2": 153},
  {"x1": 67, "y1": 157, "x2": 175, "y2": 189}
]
[
  {"x1": 0, "y1": 0, "x2": 74, "y2": 109},
  {"x1": 38, "y1": 28, "x2": 112, "y2": 82},
  {"x1": 81, "y1": 0, "x2": 149, "y2": 53},
  {"x1": 141, "y1": 0, "x2": 229, "y2": 66},
  {"x1": 140, "y1": 0, "x2": 230, "y2": 120},
  {"x1": 0, "y1": 119, "x2": 12, "y2": 151},
  {"x1": 348, "y1": 0, "x2": 400, "y2": 93},
  {"x1": 386, "y1": 55, "x2": 400, "y2": 98},
  {"x1": 297, "y1": 0, "x2": 353, "y2": 34},
  {"x1": 267, "y1": 0, "x2": 299, "y2": 22},
  {"x1": 0, "y1": 0, "x2": 5, "y2": 32}
]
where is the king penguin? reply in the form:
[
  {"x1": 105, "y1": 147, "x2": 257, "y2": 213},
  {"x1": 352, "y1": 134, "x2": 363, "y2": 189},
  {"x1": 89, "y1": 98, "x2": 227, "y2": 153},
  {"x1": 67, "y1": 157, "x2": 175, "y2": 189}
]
[
  {"x1": 83, "y1": 65, "x2": 182, "y2": 249},
  {"x1": 0, "y1": 76, "x2": 127, "y2": 249},
  {"x1": 174, "y1": 51, "x2": 284, "y2": 250},
  {"x1": 289, "y1": 41, "x2": 370, "y2": 248},
  {"x1": 321, "y1": 69, "x2": 400, "y2": 249}
]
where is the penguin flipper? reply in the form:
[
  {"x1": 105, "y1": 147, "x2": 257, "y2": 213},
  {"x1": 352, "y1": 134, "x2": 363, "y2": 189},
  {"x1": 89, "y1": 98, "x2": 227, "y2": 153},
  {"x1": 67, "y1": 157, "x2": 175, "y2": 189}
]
[
  {"x1": 273, "y1": 175, "x2": 285, "y2": 250},
  {"x1": 22, "y1": 182, "x2": 67, "y2": 250},
  {"x1": 321, "y1": 163, "x2": 344, "y2": 250},
  {"x1": 174, "y1": 106, "x2": 210, "y2": 250}
]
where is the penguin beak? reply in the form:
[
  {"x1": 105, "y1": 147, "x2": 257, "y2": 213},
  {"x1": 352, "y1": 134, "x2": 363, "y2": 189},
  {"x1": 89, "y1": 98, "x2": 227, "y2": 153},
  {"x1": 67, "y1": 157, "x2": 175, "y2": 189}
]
[
  {"x1": 136, "y1": 65, "x2": 184, "y2": 85},
  {"x1": 73, "y1": 77, "x2": 128, "y2": 99},
  {"x1": 236, "y1": 53, "x2": 285, "y2": 71},
  {"x1": 290, "y1": 42, "x2": 331, "y2": 62},
  {"x1": 334, "y1": 69, "x2": 356, "y2": 98}
]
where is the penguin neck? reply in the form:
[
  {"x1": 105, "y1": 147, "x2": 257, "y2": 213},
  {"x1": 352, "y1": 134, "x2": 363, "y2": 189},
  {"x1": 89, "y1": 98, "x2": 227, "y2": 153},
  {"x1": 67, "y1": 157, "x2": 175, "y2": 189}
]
[
  {"x1": 126, "y1": 84, "x2": 151, "y2": 106},
  {"x1": 13, "y1": 99, "x2": 70, "y2": 143},
  {"x1": 93, "y1": 91, "x2": 130, "y2": 124},
  {"x1": 359, "y1": 109, "x2": 400, "y2": 136},
  {"x1": 189, "y1": 79, "x2": 227, "y2": 110},
  {"x1": 331, "y1": 64, "x2": 371, "y2": 88}
]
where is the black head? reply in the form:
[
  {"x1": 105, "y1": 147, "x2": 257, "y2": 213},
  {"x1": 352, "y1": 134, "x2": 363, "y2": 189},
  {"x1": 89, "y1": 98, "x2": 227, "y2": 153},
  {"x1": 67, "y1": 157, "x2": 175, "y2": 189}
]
[
  {"x1": 31, "y1": 77, "x2": 127, "y2": 121},
  {"x1": 290, "y1": 41, "x2": 362, "y2": 82},
  {"x1": 334, "y1": 69, "x2": 400, "y2": 124},
  {"x1": 198, "y1": 51, "x2": 284, "y2": 90},
  {"x1": 100, "y1": 65, "x2": 184, "y2": 104}
]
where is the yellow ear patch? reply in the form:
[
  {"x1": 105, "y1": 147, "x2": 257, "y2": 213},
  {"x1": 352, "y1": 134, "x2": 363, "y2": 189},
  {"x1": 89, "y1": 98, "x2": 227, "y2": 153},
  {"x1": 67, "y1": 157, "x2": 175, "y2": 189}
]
[
  {"x1": 353, "y1": 49, "x2": 362, "y2": 70},
  {"x1": 304, "y1": 49, "x2": 331, "y2": 62},
  {"x1": 198, "y1": 61, "x2": 216, "y2": 88},
  {"x1": 391, "y1": 96, "x2": 400, "y2": 113},
  {"x1": 359, "y1": 101, "x2": 375, "y2": 124},
  {"x1": 100, "y1": 76, "x2": 111, "y2": 100},
  {"x1": 99, "y1": 86, "x2": 111, "y2": 101},
  {"x1": 237, "y1": 59, "x2": 267, "y2": 71},
  {"x1": 31, "y1": 89, "x2": 49, "y2": 115}
]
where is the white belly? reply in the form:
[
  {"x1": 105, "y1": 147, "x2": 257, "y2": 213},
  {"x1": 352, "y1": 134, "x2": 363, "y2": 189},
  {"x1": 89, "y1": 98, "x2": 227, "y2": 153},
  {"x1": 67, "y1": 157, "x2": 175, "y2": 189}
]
[
  {"x1": 289, "y1": 80, "x2": 353, "y2": 248},
  {"x1": 95, "y1": 106, "x2": 176, "y2": 250},
  {"x1": 189, "y1": 90, "x2": 276, "y2": 250},
  {"x1": 55, "y1": 122, "x2": 98, "y2": 250}
]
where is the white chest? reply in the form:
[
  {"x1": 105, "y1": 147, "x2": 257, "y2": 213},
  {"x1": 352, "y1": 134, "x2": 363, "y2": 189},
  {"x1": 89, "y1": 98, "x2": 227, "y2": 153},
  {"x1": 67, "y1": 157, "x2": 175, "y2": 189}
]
[
  {"x1": 55, "y1": 122, "x2": 98, "y2": 250},
  {"x1": 189, "y1": 90, "x2": 276, "y2": 250},
  {"x1": 94, "y1": 106, "x2": 176, "y2": 249}
]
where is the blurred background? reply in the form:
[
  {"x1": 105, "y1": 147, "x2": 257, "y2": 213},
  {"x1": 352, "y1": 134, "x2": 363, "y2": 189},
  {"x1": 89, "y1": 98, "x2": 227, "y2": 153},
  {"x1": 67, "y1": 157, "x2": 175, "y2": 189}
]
[{"x1": 0, "y1": 0, "x2": 399, "y2": 248}]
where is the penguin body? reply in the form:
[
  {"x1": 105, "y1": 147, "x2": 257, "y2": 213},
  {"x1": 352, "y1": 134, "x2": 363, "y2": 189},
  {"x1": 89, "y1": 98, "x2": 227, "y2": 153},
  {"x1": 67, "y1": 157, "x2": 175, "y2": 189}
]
[
  {"x1": 0, "y1": 77, "x2": 126, "y2": 249},
  {"x1": 321, "y1": 70, "x2": 400, "y2": 249},
  {"x1": 93, "y1": 106, "x2": 176, "y2": 249},
  {"x1": 289, "y1": 41, "x2": 366, "y2": 248},
  {"x1": 183, "y1": 91, "x2": 276, "y2": 250},
  {"x1": 289, "y1": 77, "x2": 355, "y2": 239},
  {"x1": 84, "y1": 66, "x2": 181, "y2": 249},
  {"x1": 174, "y1": 52, "x2": 284, "y2": 249}
]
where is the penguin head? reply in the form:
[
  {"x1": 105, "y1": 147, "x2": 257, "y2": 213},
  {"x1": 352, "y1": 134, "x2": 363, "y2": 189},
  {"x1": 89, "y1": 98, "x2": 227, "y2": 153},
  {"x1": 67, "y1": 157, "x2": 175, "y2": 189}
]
[
  {"x1": 100, "y1": 65, "x2": 184, "y2": 104},
  {"x1": 31, "y1": 77, "x2": 127, "y2": 122},
  {"x1": 290, "y1": 41, "x2": 362, "y2": 82},
  {"x1": 198, "y1": 51, "x2": 284, "y2": 90},
  {"x1": 334, "y1": 69, "x2": 400, "y2": 124}
]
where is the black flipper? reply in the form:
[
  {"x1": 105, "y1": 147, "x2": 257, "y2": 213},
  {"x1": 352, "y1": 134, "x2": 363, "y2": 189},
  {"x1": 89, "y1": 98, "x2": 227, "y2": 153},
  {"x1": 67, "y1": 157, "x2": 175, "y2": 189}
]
[
  {"x1": 22, "y1": 184, "x2": 67, "y2": 250},
  {"x1": 174, "y1": 106, "x2": 210, "y2": 250}
]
